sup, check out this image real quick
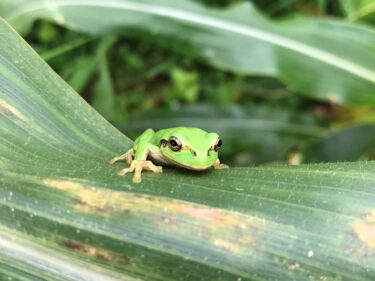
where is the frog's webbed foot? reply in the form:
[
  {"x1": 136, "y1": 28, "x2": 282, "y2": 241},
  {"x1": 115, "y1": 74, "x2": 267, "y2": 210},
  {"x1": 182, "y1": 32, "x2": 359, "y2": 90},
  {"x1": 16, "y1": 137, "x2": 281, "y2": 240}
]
[
  {"x1": 213, "y1": 159, "x2": 229, "y2": 170},
  {"x1": 109, "y1": 149, "x2": 134, "y2": 165},
  {"x1": 117, "y1": 160, "x2": 163, "y2": 183}
]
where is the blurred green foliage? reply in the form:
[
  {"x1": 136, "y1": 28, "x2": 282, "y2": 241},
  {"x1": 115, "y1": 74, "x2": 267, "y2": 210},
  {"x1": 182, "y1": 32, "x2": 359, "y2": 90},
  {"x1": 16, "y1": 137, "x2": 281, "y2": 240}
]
[{"x1": 21, "y1": 0, "x2": 375, "y2": 166}]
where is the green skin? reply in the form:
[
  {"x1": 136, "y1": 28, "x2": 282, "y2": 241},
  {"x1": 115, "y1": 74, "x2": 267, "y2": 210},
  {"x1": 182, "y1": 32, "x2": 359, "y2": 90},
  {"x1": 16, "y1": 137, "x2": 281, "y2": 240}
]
[{"x1": 109, "y1": 127, "x2": 228, "y2": 183}]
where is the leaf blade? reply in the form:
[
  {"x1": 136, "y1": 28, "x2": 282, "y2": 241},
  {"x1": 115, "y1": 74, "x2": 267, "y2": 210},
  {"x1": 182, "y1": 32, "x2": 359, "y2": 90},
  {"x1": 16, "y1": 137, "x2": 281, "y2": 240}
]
[{"x1": 0, "y1": 17, "x2": 375, "y2": 281}]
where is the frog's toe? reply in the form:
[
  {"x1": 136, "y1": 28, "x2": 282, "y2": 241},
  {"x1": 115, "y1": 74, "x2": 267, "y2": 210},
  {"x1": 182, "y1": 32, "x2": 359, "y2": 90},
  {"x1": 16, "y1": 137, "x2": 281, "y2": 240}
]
[
  {"x1": 108, "y1": 157, "x2": 119, "y2": 165},
  {"x1": 213, "y1": 160, "x2": 229, "y2": 170},
  {"x1": 116, "y1": 160, "x2": 162, "y2": 183},
  {"x1": 117, "y1": 161, "x2": 136, "y2": 176},
  {"x1": 117, "y1": 168, "x2": 132, "y2": 176},
  {"x1": 144, "y1": 161, "x2": 162, "y2": 173},
  {"x1": 132, "y1": 175, "x2": 142, "y2": 183},
  {"x1": 216, "y1": 164, "x2": 229, "y2": 169},
  {"x1": 109, "y1": 149, "x2": 134, "y2": 165}
]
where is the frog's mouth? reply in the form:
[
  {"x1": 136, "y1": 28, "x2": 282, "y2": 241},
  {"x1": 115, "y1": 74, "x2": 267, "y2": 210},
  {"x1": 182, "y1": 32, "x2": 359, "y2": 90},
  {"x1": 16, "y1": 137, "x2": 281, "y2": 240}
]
[{"x1": 163, "y1": 156, "x2": 213, "y2": 171}]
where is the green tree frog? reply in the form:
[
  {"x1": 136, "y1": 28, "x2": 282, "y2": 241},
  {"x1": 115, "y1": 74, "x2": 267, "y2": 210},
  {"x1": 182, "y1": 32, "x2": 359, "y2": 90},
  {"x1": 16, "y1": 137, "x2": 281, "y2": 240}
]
[{"x1": 109, "y1": 127, "x2": 228, "y2": 183}]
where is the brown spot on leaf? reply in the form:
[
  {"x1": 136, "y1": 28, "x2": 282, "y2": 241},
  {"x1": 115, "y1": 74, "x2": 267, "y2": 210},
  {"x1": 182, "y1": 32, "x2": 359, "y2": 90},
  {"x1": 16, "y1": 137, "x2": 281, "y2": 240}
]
[
  {"x1": 59, "y1": 240, "x2": 130, "y2": 265},
  {"x1": 61, "y1": 240, "x2": 84, "y2": 251},
  {"x1": 352, "y1": 210, "x2": 375, "y2": 250},
  {"x1": 73, "y1": 197, "x2": 107, "y2": 214},
  {"x1": 0, "y1": 99, "x2": 26, "y2": 121}
]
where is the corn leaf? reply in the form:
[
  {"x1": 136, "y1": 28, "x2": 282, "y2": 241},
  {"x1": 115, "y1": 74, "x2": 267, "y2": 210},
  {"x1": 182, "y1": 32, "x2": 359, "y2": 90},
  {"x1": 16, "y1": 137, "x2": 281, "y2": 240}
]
[{"x1": 0, "y1": 18, "x2": 375, "y2": 280}]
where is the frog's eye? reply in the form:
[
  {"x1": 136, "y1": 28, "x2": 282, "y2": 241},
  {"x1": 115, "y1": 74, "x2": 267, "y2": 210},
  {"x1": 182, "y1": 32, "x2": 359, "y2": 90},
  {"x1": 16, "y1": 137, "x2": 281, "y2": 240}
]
[
  {"x1": 168, "y1": 136, "x2": 182, "y2": 152},
  {"x1": 214, "y1": 139, "x2": 222, "y2": 152}
]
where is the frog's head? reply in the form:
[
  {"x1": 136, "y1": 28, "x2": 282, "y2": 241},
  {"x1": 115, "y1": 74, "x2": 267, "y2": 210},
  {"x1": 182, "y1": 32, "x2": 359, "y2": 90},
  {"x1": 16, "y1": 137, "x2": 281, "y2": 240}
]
[{"x1": 159, "y1": 128, "x2": 222, "y2": 170}]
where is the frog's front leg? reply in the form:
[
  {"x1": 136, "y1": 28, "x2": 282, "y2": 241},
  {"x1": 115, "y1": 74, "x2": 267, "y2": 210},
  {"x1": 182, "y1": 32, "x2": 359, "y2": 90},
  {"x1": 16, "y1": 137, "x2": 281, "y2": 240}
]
[
  {"x1": 108, "y1": 148, "x2": 134, "y2": 165},
  {"x1": 117, "y1": 159, "x2": 162, "y2": 183},
  {"x1": 114, "y1": 144, "x2": 162, "y2": 183}
]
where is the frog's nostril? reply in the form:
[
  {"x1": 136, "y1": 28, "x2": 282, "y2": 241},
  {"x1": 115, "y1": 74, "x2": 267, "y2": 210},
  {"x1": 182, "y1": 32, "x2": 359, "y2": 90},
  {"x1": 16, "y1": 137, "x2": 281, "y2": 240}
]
[{"x1": 191, "y1": 150, "x2": 197, "y2": 156}]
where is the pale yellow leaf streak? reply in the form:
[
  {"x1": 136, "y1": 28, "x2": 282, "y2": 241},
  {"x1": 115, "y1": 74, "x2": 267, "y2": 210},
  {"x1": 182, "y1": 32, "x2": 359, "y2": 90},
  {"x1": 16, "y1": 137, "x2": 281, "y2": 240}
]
[
  {"x1": 42, "y1": 178, "x2": 260, "y2": 254},
  {"x1": 352, "y1": 210, "x2": 375, "y2": 250},
  {"x1": 0, "y1": 98, "x2": 26, "y2": 121},
  {"x1": 7, "y1": 0, "x2": 375, "y2": 83}
]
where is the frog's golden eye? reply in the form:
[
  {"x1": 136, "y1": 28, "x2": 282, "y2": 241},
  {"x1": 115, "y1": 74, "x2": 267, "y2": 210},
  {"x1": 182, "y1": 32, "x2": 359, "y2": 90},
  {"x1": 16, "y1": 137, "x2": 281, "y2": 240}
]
[
  {"x1": 168, "y1": 136, "x2": 182, "y2": 152},
  {"x1": 214, "y1": 139, "x2": 222, "y2": 152}
]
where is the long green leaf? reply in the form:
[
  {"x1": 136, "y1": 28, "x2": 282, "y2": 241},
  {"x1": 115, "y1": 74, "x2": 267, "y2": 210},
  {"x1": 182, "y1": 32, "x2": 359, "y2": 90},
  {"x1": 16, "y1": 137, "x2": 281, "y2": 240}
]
[
  {"x1": 0, "y1": 18, "x2": 375, "y2": 280},
  {"x1": 341, "y1": 0, "x2": 375, "y2": 24},
  {"x1": 304, "y1": 123, "x2": 375, "y2": 162},
  {"x1": 1, "y1": 0, "x2": 375, "y2": 105}
]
